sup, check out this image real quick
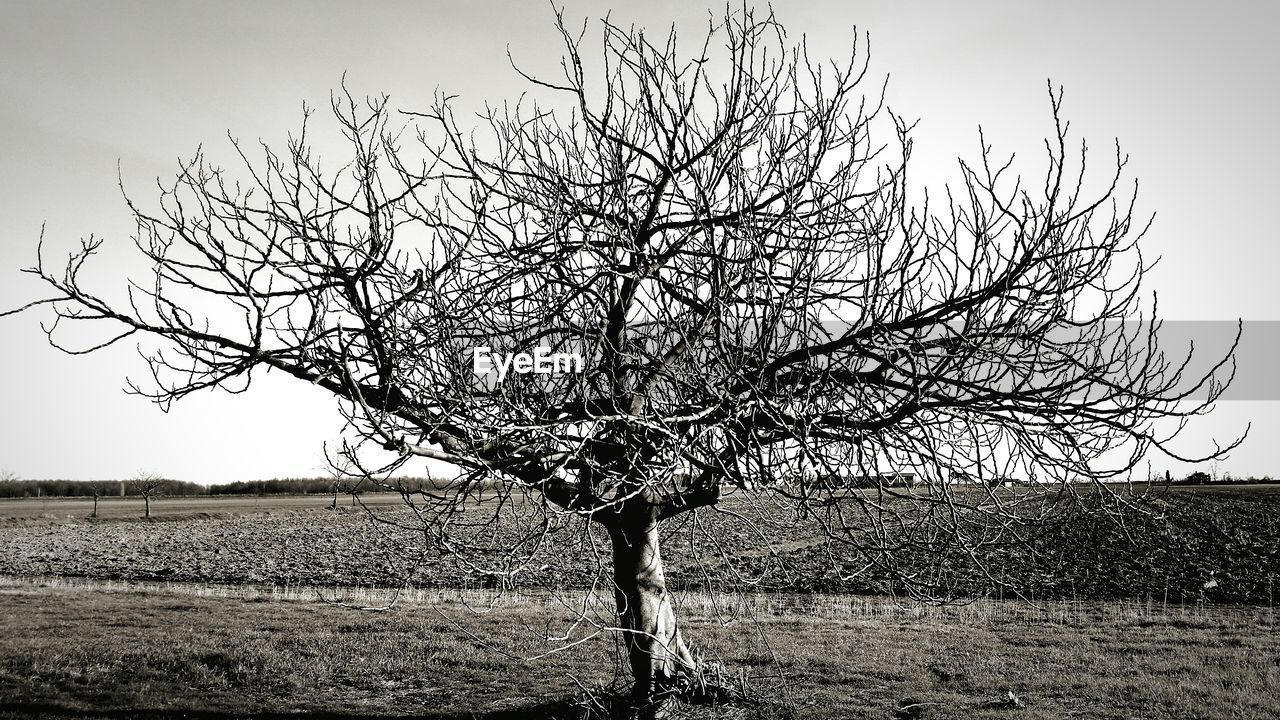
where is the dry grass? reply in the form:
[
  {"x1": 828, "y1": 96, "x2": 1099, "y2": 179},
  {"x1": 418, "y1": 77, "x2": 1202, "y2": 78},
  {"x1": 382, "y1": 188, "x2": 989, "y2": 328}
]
[{"x1": 0, "y1": 576, "x2": 1276, "y2": 719}]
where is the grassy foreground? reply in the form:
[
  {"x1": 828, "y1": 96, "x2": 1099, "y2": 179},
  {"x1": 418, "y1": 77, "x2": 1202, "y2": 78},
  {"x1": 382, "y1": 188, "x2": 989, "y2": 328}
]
[{"x1": 0, "y1": 578, "x2": 1276, "y2": 719}]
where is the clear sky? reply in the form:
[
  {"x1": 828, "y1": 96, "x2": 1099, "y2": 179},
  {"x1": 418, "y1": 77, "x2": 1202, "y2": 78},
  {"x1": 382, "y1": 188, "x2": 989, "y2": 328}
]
[{"x1": 1, "y1": 1, "x2": 1276, "y2": 483}]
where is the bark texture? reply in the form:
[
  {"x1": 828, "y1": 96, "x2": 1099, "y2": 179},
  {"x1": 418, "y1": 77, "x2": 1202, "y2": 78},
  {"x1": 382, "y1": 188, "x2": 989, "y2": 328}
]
[{"x1": 608, "y1": 502, "x2": 696, "y2": 700}]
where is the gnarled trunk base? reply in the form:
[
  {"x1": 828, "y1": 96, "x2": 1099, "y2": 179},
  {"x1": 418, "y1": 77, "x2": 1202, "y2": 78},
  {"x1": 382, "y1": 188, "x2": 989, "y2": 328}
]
[{"x1": 608, "y1": 505, "x2": 696, "y2": 702}]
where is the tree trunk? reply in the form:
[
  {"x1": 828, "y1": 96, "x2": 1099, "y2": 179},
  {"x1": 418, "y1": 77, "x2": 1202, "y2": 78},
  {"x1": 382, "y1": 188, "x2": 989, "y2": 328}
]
[
  {"x1": 608, "y1": 502, "x2": 696, "y2": 701},
  {"x1": 144, "y1": 495, "x2": 150, "y2": 518}
]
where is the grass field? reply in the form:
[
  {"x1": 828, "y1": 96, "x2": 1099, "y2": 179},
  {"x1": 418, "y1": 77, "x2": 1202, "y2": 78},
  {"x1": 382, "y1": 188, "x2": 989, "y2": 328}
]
[
  {"x1": 2, "y1": 486, "x2": 1278, "y2": 603},
  {"x1": 0, "y1": 576, "x2": 1276, "y2": 719},
  {"x1": 1, "y1": 489, "x2": 1278, "y2": 717}
]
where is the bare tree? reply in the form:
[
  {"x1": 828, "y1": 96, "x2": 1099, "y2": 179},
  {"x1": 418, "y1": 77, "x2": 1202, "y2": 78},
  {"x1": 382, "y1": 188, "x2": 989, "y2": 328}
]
[
  {"x1": 3, "y1": 7, "x2": 1239, "y2": 707},
  {"x1": 329, "y1": 476, "x2": 342, "y2": 510},
  {"x1": 88, "y1": 480, "x2": 106, "y2": 518},
  {"x1": 326, "y1": 469, "x2": 363, "y2": 510},
  {"x1": 128, "y1": 472, "x2": 165, "y2": 519}
]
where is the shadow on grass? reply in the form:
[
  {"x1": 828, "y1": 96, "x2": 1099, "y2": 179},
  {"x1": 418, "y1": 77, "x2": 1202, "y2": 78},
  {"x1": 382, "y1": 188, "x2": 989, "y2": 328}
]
[
  {"x1": 0, "y1": 696, "x2": 784, "y2": 720},
  {"x1": 0, "y1": 700, "x2": 578, "y2": 720}
]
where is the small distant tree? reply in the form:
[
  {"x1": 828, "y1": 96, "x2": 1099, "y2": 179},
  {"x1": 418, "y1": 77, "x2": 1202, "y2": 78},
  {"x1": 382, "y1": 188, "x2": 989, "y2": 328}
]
[
  {"x1": 324, "y1": 461, "x2": 364, "y2": 510},
  {"x1": 328, "y1": 474, "x2": 355, "y2": 510},
  {"x1": 128, "y1": 472, "x2": 165, "y2": 518},
  {"x1": 87, "y1": 480, "x2": 106, "y2": 518}
]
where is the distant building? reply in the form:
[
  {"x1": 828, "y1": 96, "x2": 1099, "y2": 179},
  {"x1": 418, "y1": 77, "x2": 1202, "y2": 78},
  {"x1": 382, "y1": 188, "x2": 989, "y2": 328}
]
[
  {"x1": 816, "y1": 471, "x2": 918, "y2": 488},
  {"x1": 947, "y1": 471, "x2": 1026, "y2": 487}
]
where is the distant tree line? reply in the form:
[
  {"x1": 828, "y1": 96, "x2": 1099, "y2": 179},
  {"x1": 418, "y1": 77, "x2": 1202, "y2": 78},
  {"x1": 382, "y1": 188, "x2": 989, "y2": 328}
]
[
  {"x1": 1169, "y1": 471, "x2": 1277, "y2": 486},
  {"x1": 208, "y1": 477, "x2": 450, "y2": 495},
  {"x1": 0, "y1": 478, "x2": 203, "y2": 498},
  {"x1": 0, "y1": 476, "x2": 449, "y2": 498}
]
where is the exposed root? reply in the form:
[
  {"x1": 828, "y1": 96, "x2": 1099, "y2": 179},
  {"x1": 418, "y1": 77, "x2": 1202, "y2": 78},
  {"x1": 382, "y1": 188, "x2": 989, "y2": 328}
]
[{"x1": 570, "y1": 660, "x2": 786, "y2": 720}]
